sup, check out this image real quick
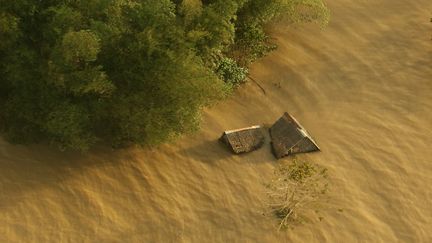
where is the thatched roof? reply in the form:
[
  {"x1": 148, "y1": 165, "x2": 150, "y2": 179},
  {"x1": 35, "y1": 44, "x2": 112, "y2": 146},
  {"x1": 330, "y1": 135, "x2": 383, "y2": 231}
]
[
  {"x1": 220, "y1": 126, "x2": 265, "y2": 154},
  {"x1": 270, "y1": 112, "x2": 320, "y2": 159}
]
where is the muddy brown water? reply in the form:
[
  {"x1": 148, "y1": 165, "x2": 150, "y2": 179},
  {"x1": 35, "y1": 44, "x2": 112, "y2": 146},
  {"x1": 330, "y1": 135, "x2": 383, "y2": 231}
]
[{"x1": 1, "y1": 0, "x2": 431, "y2": 241}]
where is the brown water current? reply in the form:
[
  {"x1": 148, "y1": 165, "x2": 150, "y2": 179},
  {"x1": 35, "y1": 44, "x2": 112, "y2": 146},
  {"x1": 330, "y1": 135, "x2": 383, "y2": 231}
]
[{"x1": 1, "y1": 0, "x2": 431, "y2": 242}]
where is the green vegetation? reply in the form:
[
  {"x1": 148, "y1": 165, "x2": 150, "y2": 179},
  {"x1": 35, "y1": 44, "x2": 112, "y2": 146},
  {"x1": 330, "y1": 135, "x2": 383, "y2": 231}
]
[
  {"x1": 266, "y1": 159, "x2": 329, "y2": 230},
  {"x1": 215, "y1": 57, "x2": 248, "y2": 87},
  {"x1": 0, "y1": 0, "x2": 329, "y2": 150}
]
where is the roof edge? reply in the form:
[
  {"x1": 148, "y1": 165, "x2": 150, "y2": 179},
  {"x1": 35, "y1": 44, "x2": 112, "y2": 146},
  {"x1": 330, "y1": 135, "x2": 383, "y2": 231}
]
[{"x1": 224, "y1": 125, "x2": 261, "y2": 134}]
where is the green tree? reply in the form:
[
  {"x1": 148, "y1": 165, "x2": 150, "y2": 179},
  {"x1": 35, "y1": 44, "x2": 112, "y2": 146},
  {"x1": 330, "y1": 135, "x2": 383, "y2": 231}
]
[{"x1": 0, "y1": 0, "x2": 329, "y2": 151}]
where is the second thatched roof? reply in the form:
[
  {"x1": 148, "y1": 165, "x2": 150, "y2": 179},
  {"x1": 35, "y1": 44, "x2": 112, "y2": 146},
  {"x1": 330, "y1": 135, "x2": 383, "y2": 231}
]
[{"x1": 270, "y1": 112, "x2": 320, "y2": 159}]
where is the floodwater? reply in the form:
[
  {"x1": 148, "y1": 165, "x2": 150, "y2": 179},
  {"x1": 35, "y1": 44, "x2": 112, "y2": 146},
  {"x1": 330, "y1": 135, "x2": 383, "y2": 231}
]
[{"x1": 1, "y1": 0, "x2": 431, "y2": 242}]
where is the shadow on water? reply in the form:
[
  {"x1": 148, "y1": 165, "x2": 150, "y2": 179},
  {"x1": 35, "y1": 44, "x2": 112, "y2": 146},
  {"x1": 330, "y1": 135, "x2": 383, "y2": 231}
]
[
  {"x1": 0, "y1": 134, "x2": 274, "y2": 209},
  {"x1": 175, "y1": 139, "x2": 234, "y2": 164},
  {"x1": 174, "y1": 136, "x2": 276, "y2": 165},
  {"x1": 0, "y1": 138, "x2": 133, "y2": 208}
]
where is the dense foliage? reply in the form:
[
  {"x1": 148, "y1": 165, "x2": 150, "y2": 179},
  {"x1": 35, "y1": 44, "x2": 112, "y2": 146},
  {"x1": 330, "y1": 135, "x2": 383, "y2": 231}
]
[
  {"x1": 0, "y1": 0, "x2": 329, "y2": 150},
  {"x1": 215, "y1": 57, "x2": 248, "y2": 87}
]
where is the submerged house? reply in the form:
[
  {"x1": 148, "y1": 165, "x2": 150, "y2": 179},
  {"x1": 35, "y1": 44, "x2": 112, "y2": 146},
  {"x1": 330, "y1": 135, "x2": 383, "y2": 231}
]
[
  {"x1": 270, "y1": 112, "x2": 320, "y2": 159},
  {"x1": 220, "y1": 126, "x2": 265, "y2": 154}
]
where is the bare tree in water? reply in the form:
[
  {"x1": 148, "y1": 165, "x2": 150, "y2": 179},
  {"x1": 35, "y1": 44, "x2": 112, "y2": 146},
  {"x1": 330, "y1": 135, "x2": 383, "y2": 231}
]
[{"x1": 266, "y1": 159, "x2": 330, "y2": 230}]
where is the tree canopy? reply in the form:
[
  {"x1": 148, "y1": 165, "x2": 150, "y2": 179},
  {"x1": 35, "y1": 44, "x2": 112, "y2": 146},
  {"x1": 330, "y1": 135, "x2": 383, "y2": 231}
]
[{"x1": 0, "y1": 0, "x2": 329, "y2": 150}]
